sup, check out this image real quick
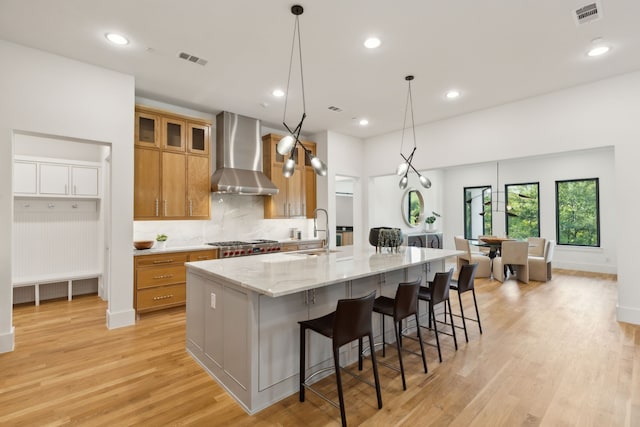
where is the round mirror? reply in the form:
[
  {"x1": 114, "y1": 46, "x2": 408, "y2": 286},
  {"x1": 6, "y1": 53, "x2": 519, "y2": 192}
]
[{"x1": 401, "y1": 188, "x2": 425, "y2": 227}]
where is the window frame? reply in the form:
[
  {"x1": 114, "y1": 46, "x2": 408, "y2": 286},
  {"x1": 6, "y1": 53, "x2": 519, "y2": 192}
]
[
  {"x1": 505, "y1": 181, "x2": 540, "y2": 238},
  {"x1": 555, "y1": 177, "x2": 600, "y2": 247},
  {"x1": 464, "y1": 185, "x2": 492, "y2": 239}
]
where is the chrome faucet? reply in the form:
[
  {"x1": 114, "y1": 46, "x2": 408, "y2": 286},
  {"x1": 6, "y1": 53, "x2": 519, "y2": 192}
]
[{"x1": 313, "y1": 208, "x2": 330, "y2": 252}]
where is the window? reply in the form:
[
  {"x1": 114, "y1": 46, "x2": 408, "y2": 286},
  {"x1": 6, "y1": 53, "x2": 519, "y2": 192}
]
[
  {"x1": 556, "y1": 178, "x2": 600, "y2": 247},
  {"x1": 464, "y1": 186, "x2": 492, "y2": 239},
  {"x1": 505, "y1": 182, "x2": 539, "y2": 239}
]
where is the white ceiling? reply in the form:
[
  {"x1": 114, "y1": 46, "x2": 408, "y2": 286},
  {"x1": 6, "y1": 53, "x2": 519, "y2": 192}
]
[{"x1": 1, "y1": 0, "x2": 639, "y2": 139}]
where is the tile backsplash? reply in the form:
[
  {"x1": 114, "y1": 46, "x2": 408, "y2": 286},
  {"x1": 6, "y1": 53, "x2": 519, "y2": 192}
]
[{"x1": 134, "y1": 194, "x2": 312, "y2": 247}]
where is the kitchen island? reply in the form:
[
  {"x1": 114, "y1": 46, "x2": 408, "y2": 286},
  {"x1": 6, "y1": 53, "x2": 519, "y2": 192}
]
[{"x1": 185, "y1": 245, "x2": 462, "y2": 414}]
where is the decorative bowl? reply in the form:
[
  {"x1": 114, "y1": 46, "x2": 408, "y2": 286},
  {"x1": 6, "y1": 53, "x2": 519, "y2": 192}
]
[
  {"x1": 369, "y1": 227, "x2": 402, "y2": 250},
  {"x1": 134, "y1": 240, "x2": 154, "y2": 250}
]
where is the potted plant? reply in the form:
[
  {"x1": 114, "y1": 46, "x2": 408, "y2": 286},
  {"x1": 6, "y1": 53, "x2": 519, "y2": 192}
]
[
  {"x1": 156, "y1": 233, "x2": 168, "y2": 249},
  {"x1": 425, "y1": 212, "x2": 441, "y2": 231}
]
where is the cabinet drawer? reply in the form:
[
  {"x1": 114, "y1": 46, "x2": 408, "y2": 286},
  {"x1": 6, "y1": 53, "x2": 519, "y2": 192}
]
[
  {"x1": 189, "y1": 249, "x2": 218, "y2": 261},
  {"x1": 135, "y1": 253, "x2": 188, "y2": 268},
  {"x1": 136, "y1": 265, "x2": 186, "y2": 289},
  {"x1": 137, "y1": 284, "x2": 186, "y2": 311}
]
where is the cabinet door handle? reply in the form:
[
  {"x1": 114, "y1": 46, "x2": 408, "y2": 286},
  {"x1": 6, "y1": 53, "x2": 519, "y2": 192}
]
[
  {"x1": 152, "y1": 259, "x2": 174, "y2": 264},
  {"x1": 189, "y1": 199, "x2": 193, "y2": 216},
  {"x1": 152, "y1": 274, "x2": 174, "y2": 280},
  {"x1": 196, "y1": 256, "x2": 208, "y2": 260},
  {"x1": 164, "y1": 200, "x2": 167, "y2": 216},
  {"x1": 155, "y1": 199, "x2": 159, "y2": 216},
  {"x1": 311, "y1": 289, "x2": 316, "y2": 304}
]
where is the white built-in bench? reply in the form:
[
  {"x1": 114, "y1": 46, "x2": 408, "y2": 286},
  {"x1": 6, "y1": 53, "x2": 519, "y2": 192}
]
[{"x1": 13, "y1": 271, "x2": 102, "y2": 306}]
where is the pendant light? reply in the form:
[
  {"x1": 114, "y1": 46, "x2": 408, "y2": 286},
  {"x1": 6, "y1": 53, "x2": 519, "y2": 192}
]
[
  {"x1": 396, "y1": 75, "x2": 431, "y2": 190},
  {"x1": 278, "y1": 5, "x2": 327, "y2": 177}
]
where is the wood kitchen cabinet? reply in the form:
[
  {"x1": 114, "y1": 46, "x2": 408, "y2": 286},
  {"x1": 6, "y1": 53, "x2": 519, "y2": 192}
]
[
  {"x1": 134, "y1": 248, "x2": 217, "y2": 314},
  {"x1": 135, "y1": 110, "x2": 160, "y2": 148},
  {"x1": 262, "y1": 133, "x2": 316, "y2": 219},
  {"x1": 134, "y1": 147, "x2": 161, "y2": 218},
  {"x1": 162, "y1": 117, "x2": 186, "y2": 152},
  {"x1": 134, "y1": 105, "x2": 211, "y2": 220},
  {"x1": 161, "y1": 151, "x2": 186, "y2": 218},
  {"x1": 187, "y1": 155, "x2": 210, "y2": 218}
]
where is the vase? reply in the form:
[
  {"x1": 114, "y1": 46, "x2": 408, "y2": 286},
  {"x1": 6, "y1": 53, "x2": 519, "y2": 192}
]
[
  {"x1": 156, "y1": 240, "x2": 167, "y2": 250},
  {"x1": 427, "y1": 223, "x2": 435, "y2": 232}
]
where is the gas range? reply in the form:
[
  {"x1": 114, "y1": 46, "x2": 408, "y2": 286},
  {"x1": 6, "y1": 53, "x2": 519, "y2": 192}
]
[{"x1": 206, "y1": 239, "x2": 281, "y2": 258}]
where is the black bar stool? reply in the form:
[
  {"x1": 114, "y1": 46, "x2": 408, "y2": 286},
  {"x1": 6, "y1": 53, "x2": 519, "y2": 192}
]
[
  {"x1": 371, "y1": 277, "x2": 428, "y2": 390},
  {"x1": 299, "y1": 291, "x2": 382, "y2": 427},
  {"x1": 418, "y1": 268, "x2": 457, "y2": 362},
  {"x1": 449, "y1": 263, "x2": 482, "y2": 342}
]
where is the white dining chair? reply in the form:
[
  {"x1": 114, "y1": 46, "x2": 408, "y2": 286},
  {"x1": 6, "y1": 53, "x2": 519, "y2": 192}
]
[
  {"x1": 493, "y1": 241, "x2": 529, "y2": 283},
  {"x1": 529, "y1": 240, "x2": 555, "y2": 282},
  {"x1": 454, "y1": 236, "x2": 491, "y2": 278}
]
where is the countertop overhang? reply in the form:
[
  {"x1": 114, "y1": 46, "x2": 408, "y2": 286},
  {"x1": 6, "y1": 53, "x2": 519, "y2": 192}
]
[{"x1": 186, "y1": 246, "x2": 464, "y2": 297}]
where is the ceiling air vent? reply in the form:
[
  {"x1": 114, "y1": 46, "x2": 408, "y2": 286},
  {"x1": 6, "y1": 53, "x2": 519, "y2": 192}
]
[
  {"x1": 328, "y1": 106, "x2": 343, "y2": 112},
  {"x1": 574, "y1": 2, "x2": 602, "y2": 25},
  {"x1": 178, "y1": 51, "x2": 208, "y2": 66}
]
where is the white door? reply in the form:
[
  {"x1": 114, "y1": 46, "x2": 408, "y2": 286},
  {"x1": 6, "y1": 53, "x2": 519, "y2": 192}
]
[
  {"x1": 14, "y1": 161, "x2": 37, "y2": 194},
  {"x1": 72, "y1": 166, "x2": 99, "y2": 196},
  {"x1": 39, "y1": 163, "x2": 69, "y2": 195}
]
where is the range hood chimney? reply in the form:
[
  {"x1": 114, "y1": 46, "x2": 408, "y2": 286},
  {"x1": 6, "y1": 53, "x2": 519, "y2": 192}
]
[{"x1": 210, "y1": 112, "x2": 278, "y2": 195}]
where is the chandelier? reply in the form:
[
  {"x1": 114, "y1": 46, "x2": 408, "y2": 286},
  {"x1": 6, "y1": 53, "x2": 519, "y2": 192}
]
[
  {"x1": 276, "y1": 5, "x2": 327, "y2": 178},
  {"x1": 396, "y1": 75, "x2": 431, "y2": 190}
]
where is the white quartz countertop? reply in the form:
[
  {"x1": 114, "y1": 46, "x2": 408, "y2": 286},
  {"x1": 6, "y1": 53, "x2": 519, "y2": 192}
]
[{"x1": 186, "y1": 246, "x2": 463, "y2": 297}]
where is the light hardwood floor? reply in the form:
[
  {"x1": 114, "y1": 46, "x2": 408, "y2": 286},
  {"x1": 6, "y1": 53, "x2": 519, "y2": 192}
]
[{"x1": 1, "y1": 270, "x2": 638, "y2": 426}]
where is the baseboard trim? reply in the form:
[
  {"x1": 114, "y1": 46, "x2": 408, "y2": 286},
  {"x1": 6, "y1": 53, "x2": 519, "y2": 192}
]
[
  {"x1": 106, "y1": 308, "x2": 136, "y2": 329},
  {"x1": 554, "y1": 261, "x2": 616, "y2": 275},
  {"x1": 0, "y1": 326, "x2": 15, "y2": 353},
  {"x1": 617, "y1": 304, "x2": 640, "y2": 326}
]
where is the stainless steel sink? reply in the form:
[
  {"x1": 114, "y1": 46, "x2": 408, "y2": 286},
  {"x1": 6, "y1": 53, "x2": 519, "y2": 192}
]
[{"x1": 297, "y1": 249, "x2": 341, "y2": 256}]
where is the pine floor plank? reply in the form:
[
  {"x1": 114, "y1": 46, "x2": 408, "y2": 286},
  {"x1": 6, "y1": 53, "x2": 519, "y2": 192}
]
[{"x1": 1, "y1": 271, "x2": 638, "y2": 426}]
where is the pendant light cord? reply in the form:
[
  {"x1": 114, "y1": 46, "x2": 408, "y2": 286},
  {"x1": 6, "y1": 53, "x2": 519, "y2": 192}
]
[
  {"x1": 283, "y1": 15, "x2": 306, "y2": 124},
  {"x1": 400, "y1": 76, "x2": 416, "y2": 154}
]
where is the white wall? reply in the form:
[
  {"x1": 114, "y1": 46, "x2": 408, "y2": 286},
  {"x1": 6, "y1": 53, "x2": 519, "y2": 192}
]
[
  {"x1": 0, "y1": 41, "x2": 135, "y2": 352},
  {"x1": 369, "y1": 169, "x2": 443, "y2": 236},
  {"x1": 322, "y1": 131, "x2": 364, "y2": 247},
  {"x1": 363, "y1": 71, "x2": 640, "y2": 325}
]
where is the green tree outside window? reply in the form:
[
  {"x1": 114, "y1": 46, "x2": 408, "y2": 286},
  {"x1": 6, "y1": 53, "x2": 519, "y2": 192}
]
[{"x1": 556, "y1": 178, "x2": 600, "y2": 246}]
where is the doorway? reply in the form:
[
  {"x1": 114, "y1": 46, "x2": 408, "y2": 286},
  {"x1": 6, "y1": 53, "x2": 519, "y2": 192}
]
[
  {"x1": 12, "y1": 132, "x2": 111, "y2": 306},
  {"x1": 335, "y1": 176, "x2": 354, "y2": 246}
]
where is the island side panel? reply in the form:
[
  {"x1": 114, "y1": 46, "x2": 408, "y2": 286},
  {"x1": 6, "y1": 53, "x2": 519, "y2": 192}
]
[
  {"x1": 257, "y1": 291, "x2": 308, "y2": 391},
  {"x1": 186, "y1": 269, "x2": 252, "y2": 412}
]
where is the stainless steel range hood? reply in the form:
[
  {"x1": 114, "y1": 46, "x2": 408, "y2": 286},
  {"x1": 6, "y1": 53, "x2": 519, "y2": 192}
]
[{"x1": 210, "y1": 111, "x2": 278, "y2": 195}]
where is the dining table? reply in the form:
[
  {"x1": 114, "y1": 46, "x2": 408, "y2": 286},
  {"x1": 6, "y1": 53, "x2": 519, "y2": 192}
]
[{"x1": 470, "y1": 236, "x2": 514, "y2": 259}]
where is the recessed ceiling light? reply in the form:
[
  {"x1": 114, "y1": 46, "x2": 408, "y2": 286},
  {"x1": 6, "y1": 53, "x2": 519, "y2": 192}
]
[
  {"x1": 445, "y1": 90, "x2": 461, "y2": 100},
  {"x1": 272, "y1": 89, "x2": 285, "y2": 97},
  {"x1": 364, "y1": 37, "x2": 381, "y2": 49},
  {"x1": 359, "y1": 119, "x2": 369, "y2": 126},
  {"x1": 105, "y1": 33, "x2": 129, "y2": 46},
  {"x1": 587, "y1": 45, "x2": 610, "y2": 57}
]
